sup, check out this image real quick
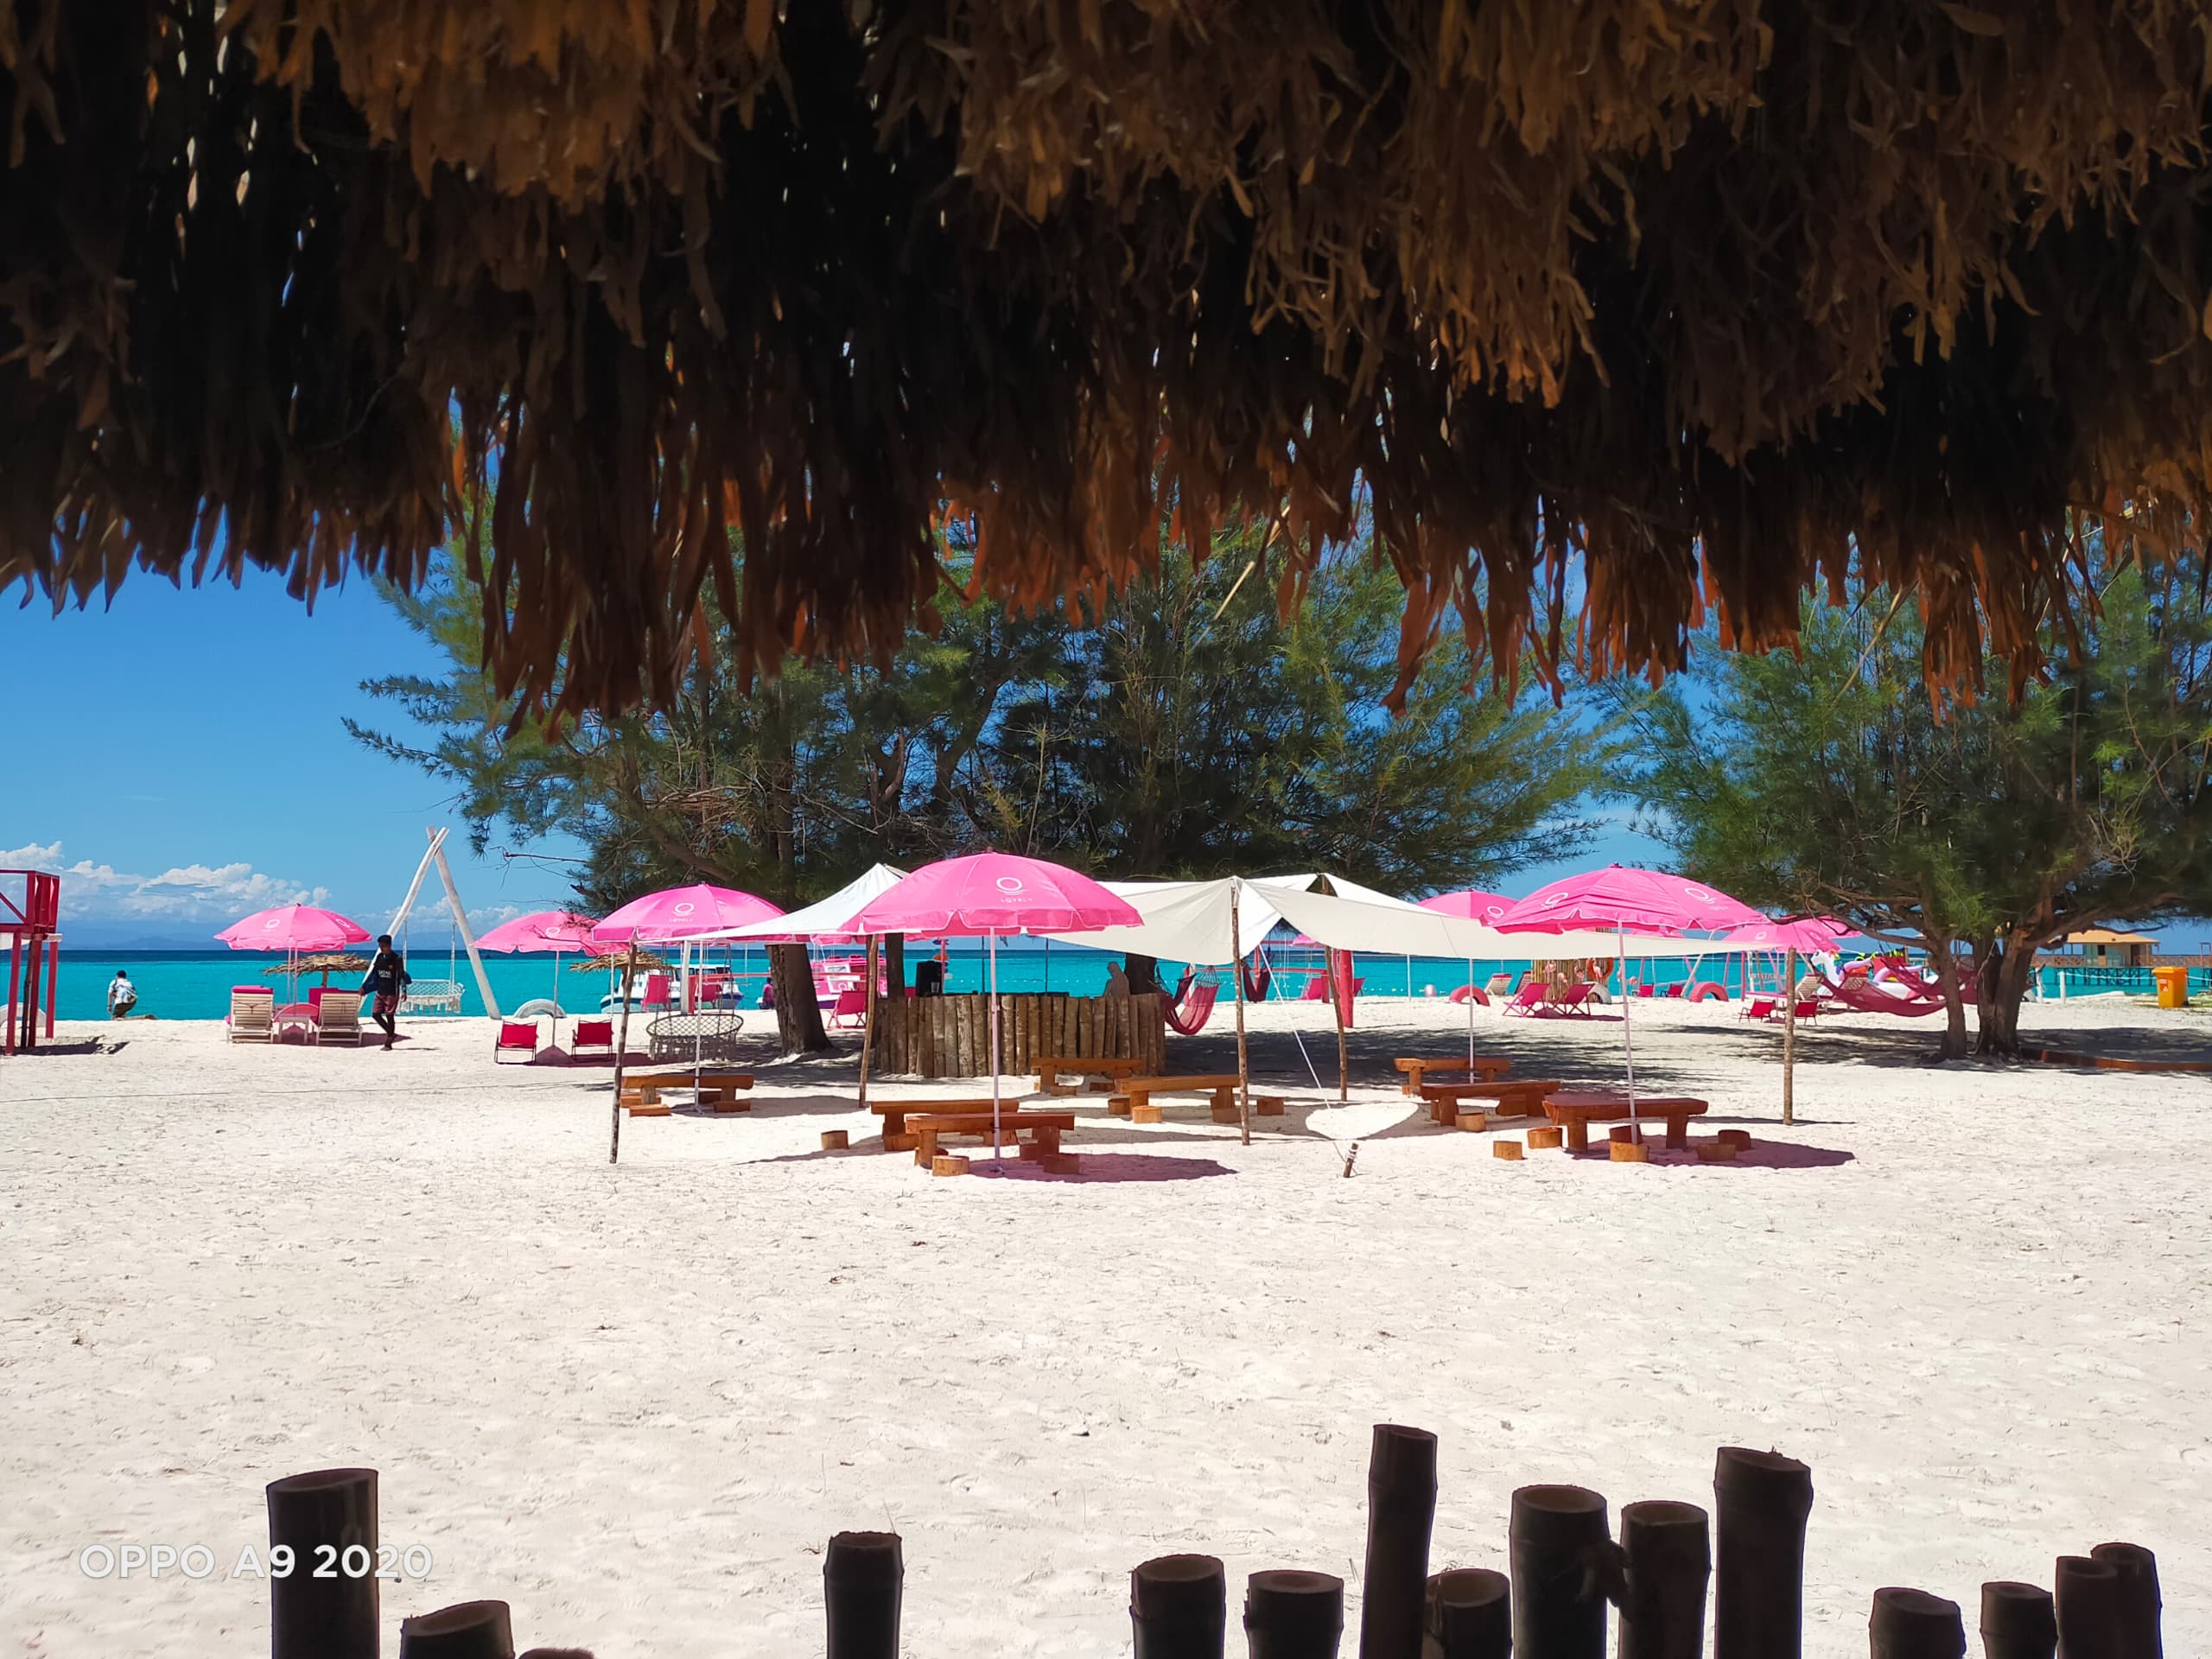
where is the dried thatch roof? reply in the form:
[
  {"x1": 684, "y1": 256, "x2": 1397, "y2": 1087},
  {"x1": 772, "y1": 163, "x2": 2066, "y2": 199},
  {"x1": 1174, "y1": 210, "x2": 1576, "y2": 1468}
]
[{"x1": 5, "y1": 3, "x2": 2209, "y2": 714}]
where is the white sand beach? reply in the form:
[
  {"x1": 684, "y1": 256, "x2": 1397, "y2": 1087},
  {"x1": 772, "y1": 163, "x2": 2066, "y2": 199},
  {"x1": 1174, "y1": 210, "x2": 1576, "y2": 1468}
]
[{"x1": 3, "y1": 994, "x2": 2206, "y2": 1656}]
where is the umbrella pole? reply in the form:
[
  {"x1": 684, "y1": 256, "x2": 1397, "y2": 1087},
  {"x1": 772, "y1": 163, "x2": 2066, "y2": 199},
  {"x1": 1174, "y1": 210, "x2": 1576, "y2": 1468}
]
[
  {"x1": 1782, "y1": 947, "x2": 1798, "y2": 1126},
  {"x1": 1466, "y1": 957, "x2": 1476, "y2": 1069},
  {"x1": 610, "y1": 940, "x2": 639, "y2": 1165},
  {"x1": 1619, "y1": 922, "x2": 1638, "y2": 1132},
  {"x1": 988, "y1": 931, "x2": 1002, "y2": 1165},
  {"x1": 858, "y1": 933, "x2": 878, "y2": 1113},
  {"x1": 1230, "y1": 887, "x2": 1250, "y2": 1145}
]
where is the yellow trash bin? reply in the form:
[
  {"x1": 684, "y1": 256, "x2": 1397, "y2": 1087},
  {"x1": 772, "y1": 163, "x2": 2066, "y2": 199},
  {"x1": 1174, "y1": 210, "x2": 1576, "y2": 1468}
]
[{"x1": 2153, "y1": 965, "x2": 2189, "y2": 1008}]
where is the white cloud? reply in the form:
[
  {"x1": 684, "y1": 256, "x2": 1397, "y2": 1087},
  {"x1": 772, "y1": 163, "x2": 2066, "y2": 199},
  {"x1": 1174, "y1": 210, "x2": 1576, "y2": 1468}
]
[{"x1": 0, "y1": 841, "x2": 329, "y2": 922}]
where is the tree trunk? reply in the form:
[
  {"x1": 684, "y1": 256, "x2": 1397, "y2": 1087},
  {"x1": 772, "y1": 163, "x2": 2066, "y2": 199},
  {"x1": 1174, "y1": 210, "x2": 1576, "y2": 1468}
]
[
  {"x1": 1974, "y1": 934, "x2": 2040, "y2": 1057},
  {"x1": 1929, "y1": 939, "x2": 1971, "y2": 1060},
  {"x1": 1124, "y1": 953, "x2": 1162, "y2": 996},
  {"x1": 769, "y1": 942, "x2": 832, "y2": 1053}
]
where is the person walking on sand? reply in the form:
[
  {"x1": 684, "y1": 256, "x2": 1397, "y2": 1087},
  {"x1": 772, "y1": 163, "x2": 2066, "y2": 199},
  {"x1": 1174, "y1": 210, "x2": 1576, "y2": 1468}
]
[
  {"x1": 360, "y1": 935, "x2": 410, "y2": 1050},
  {"x1": 106, "y1": 969, "x2": 137, "y2": 1019}
]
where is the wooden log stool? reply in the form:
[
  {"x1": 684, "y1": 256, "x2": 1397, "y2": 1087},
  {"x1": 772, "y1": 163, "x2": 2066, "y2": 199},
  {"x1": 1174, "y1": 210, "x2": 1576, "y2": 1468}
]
[{"x1": 1528, "y1": 1126, "x2": 1565, "y2": 1150}]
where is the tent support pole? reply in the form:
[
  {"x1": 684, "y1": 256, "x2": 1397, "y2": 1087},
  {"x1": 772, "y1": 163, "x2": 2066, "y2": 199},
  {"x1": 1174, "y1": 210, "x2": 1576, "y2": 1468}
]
[
  {"x1": 609, "y1": 940, "x2": 638, "y2": 1165},
  {"x1": 1331, "y1": 947, "x2": 1349, "y2": 1102},
  {"x1": 1230, "y1": 887, "x2": 1250, "y2": 1146}
]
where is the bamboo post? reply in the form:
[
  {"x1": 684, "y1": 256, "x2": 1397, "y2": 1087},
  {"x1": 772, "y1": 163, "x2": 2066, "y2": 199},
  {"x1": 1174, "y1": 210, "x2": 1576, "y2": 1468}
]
[
  {"x1": 1331, "y1": 949, "x2": 1349, "y2": 1101},
  {"x1": 1245, "y1": 1571, "x2": 1343, "y2": 1659},
  {"x1": 1979, "y1": 1581, "x2": 2057, "y2": 1659},
  {"x1": 1131, "y1": 1554, "x2": 1227, "y2": 1659},
  {"x1": 1713, "y1": 1446, "x2": 1813, "y2": 1659},
  {"x1": 2089, "y1": 1541, "x2": 2162, "y2": 1656},
  {"x1": 1230, "y1": 887, "x2": 1251, "y2": 1144},
  {"x1": 397, "y1": 1599, "x2": 515, "y2": 1657},
  {"x1": 1868, "y1": 1587, "x2": 1964, "y2": 1658},
  {"x1": 1618, "y1": 1499, "x2": 1710, "y2": 1659},
  {"x1": 267, "y1": 1468, "x2": 378, "y2": 1659},
  {"x1": 609, "y1": 940, "x2": 639, "y2": 1165},
  {"x1": 1357, "y1": 1424, "x2": 1437, "y2": 1659},
  {"x1": 824, "y1": 1531, "x2": 903, "y2": 1659},
  {"x1": 2053, "y1": 1557, "x2": 2122, "y2": 1657},
  {"x1": 1782, "y1": 947, "x2": 1798, "y2": 1125},
  {"x1": 859, "y1": 935, "x2": 878, "y2": 1110},
  {"x1": 1423, "y1": 1569, "x2": 1510, "y2": 1658},
  {"x1": 1509, "y1": 1484, "x2": 1611, "y2": 1659}
]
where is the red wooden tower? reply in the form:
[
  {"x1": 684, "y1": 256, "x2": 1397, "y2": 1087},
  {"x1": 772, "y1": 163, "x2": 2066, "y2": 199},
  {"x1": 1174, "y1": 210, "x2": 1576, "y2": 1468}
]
[{"x1": 3, "y1": 868, "x2": 61, "y2": 1053}]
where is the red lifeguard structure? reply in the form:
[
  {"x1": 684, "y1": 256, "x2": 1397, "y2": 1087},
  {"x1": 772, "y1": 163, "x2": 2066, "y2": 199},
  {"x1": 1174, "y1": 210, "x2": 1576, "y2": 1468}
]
[{"x1": 3, "y1": 868, "x2": 61, "y2": 1054}]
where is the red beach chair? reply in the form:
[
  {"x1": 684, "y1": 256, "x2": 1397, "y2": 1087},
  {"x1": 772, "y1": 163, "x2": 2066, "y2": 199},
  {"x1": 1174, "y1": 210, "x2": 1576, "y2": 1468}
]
[
  {"x1": 570, "y1": 1020, "x2": 616, "y2": 1061},
  {"x1": 493, "y1": 1020, "x2": 541, "y2": 1064}
]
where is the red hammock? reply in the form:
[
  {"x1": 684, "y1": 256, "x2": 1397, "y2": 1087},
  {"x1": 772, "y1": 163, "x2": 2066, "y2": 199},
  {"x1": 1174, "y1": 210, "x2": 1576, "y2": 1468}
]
[{"x1": 1166, "y1": 977, "x2": 1221, "y2": 1035}]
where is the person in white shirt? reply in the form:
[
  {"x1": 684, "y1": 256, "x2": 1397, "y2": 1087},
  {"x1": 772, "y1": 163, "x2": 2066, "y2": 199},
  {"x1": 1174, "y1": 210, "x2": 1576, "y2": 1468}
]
[{"x1": 107, "y1": 969, "x2": 137, "y2": 1018}]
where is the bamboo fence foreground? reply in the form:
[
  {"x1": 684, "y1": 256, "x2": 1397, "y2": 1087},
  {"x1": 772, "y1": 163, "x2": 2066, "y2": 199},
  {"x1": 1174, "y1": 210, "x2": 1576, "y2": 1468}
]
[{"x1": 261, "y1": 1427, "x2": 2162, "y2": 1657}]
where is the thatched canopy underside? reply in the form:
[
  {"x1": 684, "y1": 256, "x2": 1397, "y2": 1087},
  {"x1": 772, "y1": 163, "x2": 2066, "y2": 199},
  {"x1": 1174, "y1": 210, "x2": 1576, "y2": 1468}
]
[{"x1": 4, "y1": 2, "x2": 2210, "y2": 716}]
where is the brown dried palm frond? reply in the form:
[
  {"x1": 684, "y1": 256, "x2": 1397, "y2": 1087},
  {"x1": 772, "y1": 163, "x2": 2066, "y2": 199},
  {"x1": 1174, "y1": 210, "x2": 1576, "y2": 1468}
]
[{"x1": 4, "y1": 2, "x2": 2209, "y2": 719}]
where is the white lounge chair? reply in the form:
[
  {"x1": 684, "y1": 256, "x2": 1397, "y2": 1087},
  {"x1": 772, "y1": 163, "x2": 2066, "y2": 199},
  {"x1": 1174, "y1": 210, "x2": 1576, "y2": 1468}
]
[
  {"x1": 314, "y1": 990, "x2": 365, "y2": 1046},
  {"x1": 227, "y1": 990, "x2": 275, "y2": 1043}
]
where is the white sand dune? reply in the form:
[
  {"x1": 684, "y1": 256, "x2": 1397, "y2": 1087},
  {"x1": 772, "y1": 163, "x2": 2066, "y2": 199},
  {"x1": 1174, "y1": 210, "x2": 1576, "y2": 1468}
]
[{"x1": 2, "y1": 993, "x2": 2206, "y2": 1656}]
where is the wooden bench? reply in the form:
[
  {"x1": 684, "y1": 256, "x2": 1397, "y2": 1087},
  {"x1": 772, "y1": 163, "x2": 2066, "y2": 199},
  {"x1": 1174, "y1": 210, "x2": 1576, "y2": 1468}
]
[
  {"x1": 870, "y1": 1096, "x2": 1001, "y2": 1151},
  {"x1": 905, "y1": 1109, "x2": 1078, "y2": 1167},
  {"x1": 1395, "y1": 1055, "x2": 1513, "y2": 1096},
  {"x1": 1418, "y1": 1078, "x2": 1563, "y2": 1126},
  {"x1": 1541, "y1": 1090, "x2": 1709, "y2": 1151},
  {"x1": 1034, "y1": 1055, "x2": 1147, "y2": 1094},
  {"x1": 1109, "y1": 1074, "x2": 1245, "y2": 1123},
  {"x1": 620, "y1": 1070, "x2": 755, "y2": 1113}
]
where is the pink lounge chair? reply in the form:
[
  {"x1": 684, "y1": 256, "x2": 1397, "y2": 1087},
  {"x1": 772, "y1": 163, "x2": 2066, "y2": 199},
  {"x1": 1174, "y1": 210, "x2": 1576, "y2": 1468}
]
[
  {"x1": 493, "y1": 1020, "x2": 541, "y2": 1064},
  {"x1": 1449, "y1": 983, "x2": 1490, "y2": 1006},
  {"x1": 827, "y1": 987, "x2": 869, "y2": 1029},
  {"x1": 642, "y1": 973, "x2": 673, "y2": 1009},
  {"x1": 1165, "y1": 978, "x2": 1220, "y2": 1035},
  {"x1": 1549, "y1": 981, "x2": 1599, "y2": 1017},
  {"x1": 1502, "y1": 982, "x2": 1549, "y2": 1018},
  {"x1": 1635, "y1": 982, "x2": 1656, "y2": 998},
  {"x1": 570, "y1": 1019, "x2": 616, "y2": 1061},
  {"x1": 1299, "y1": 973, "x2": 1330, "y2": 1001}
]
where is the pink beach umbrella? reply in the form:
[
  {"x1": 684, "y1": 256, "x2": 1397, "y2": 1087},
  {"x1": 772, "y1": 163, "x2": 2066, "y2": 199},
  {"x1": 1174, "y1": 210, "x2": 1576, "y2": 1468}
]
[
  {"x1": 215, "y1": 903, "x2": 372, "y2": 953},
  {"x1": 851, "y1": 853, "x2": 1141, "y2": 1161},
  {"x1": 1418, "y1": 888, "x2": 1515, "y2": 923},
  {"x1": 478, "y1": 911, "x2": 600, "y2": 1032},
  {"x1": 215, "y1": 903, "x2": 372, "y2": 1007},
  {"x1": 1721, "y1": 915, "x2": 1857, "y2": 953},
  {"x1": 1496, "y1": 866, "x2": 1763, "y2": 1129},
  {"x1": 588, "y1": 884, "x2": 784, "y2": 947}
]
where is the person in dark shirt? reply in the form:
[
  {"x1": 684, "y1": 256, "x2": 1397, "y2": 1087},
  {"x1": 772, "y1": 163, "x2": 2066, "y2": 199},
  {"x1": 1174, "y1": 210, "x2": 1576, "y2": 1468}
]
[{"x1": 359, "y1": 936, "x2": 411, "y2": 1050}]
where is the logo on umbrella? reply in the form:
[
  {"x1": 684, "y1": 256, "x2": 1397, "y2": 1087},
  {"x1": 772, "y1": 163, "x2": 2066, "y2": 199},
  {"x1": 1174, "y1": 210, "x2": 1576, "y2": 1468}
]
[{"x1": 995, "y1": 876, "x2": 1026, "y2": 895}]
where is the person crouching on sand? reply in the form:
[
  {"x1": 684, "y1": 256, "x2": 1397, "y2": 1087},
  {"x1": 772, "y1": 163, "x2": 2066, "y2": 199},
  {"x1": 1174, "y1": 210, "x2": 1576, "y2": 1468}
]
[
  {"x1": 107, "y1": 969, "x2": 137, "y2": 1018},
  {"x1": 360, "y1": 935, "x2": 410, "y2": 1050}
]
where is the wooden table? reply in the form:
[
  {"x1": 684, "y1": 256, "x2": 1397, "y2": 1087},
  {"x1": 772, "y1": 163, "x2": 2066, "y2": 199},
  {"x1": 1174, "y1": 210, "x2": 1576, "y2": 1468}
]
[
  {"x1": 1035, "y1": 1055, "x2": 1147, "y2": 1094},
  {"x1": 1109, "y1": 1074, "x2": 1243, "y2": 1123},
  {"x1": 1541, "y1": 1090, "x2": 1709, "y2": 1150},
  {"x1": 906, "y1": 1109, "x2": 1077, "y2": 1167},
  {"x1": 620, "y1": 1070, "x2": 754, "y2": 1115},
  {"x1": 1395, "y1": 1055, "x2": 1513, "y2": 1096},
  {"x1": 1418, "y1": 1078, "x2": 1563, "y2": 1126},
  {"x1": 871, "y1": 1097, "x2": 1001, "y2": 1153}
]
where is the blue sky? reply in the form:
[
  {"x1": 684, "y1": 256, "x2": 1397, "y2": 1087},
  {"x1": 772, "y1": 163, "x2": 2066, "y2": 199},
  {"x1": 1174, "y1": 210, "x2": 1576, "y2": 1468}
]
[{"x1": 0, "y1": 571, "x2": 588, "y2": 946}]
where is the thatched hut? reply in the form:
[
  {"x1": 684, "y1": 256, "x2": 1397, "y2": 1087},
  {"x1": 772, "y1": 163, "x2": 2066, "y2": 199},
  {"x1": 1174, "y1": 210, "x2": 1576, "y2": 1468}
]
[{"x1": 4, "y1": 3, "x2": 2209, "y2": 715}]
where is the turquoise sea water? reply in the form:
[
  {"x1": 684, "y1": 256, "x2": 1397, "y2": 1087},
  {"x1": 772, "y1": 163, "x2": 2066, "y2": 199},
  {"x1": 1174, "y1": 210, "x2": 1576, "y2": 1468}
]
[{"x1": 37, "y1": 947, "x2": 2200, "y2": 1024}]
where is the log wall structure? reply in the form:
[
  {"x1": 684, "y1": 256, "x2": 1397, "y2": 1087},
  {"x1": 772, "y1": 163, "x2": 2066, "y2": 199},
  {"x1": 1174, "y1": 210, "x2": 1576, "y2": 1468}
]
[
  {"x1": 874, "y1": 992, "x2": 1166, "y2": 1079},
  {"x1": 263, "y1": 1432, "x2": 2165, "y2": 1658}
]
